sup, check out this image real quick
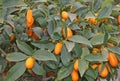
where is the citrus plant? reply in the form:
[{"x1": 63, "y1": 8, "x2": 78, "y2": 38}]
[{"x1": 0, "y1": 0, "x2": 120, "y2": 81}]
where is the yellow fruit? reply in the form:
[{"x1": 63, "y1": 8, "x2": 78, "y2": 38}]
[
  {"x1": 61, "y1": 11, "x2": 68, "y2": 20},
  {"x1": 74, "y1": 59, "x2": 78, "y2": 71},
  {"x1": 98, "y1": 64, "x2": 108, "y2": 78},
  {"x1": 25, "y1": 57, "x2": 35, "y2": 69},
  {"x1": 71, "y1": 70, "x2": 79, "y2": 81},
  {"x1": 62, "y1": 28, "x2": 73, "y2": 38},
  {"x1": 54, "y1": 42, "x2": 63, "y2": 55},
  {"x1": 108, "y1": 52, "x2": 118, "y2": 67}
]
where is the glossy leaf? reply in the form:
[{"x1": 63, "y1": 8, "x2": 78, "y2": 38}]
[
  {"x1": 32, "y1": 62, "x2": 46, "y2": 76},
  {"x1": 57, "y1": 63, "x2": 73, "y2": 80},
  {"x1": 108, "y1": 46, "x2": 120, "y2": 54},
  {"x1": 78, "y1": 59, "x2": 88, "y2": 77},
  {"x1": 16, "y1": 40, "x2": 34, "y2": 55},
  {"x1": 33, "y1": 50, "x2": 57, "y2": 61},
  {"x1": 6, "y1": 52, "x2": 28, "y2": 62},
  {"x1": 85, "y1": 54, "x2": 107, "y2": 61},
  {"x1": 5, "y1": 62, "x2": 26, "y2": 81},
  {"x1": 61, "y1": 45, "x2": 71, "y2": 65},
  {"x1": 98, "y1": 5, "x2": 113, "y2": 19},
  {"x1": 68, "y1": 35, "x2": 92, "y2": 47},
  {"x1": 65, "y1": 41, "x2": 75, "y2": 52},
  {"x1": 90, "y1": 34, "x2": 105, "y2": 45}
]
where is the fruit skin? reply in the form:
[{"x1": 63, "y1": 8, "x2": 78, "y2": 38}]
[
  {"x1": 98, "y1": 64, "x2": 108, "y2": 78},
  {"x1": 54, "y1": 42, "x2": 63, "y2": 55},
  {"x1": 25, "y1": 57, "x2": 35, "y2": 69},
  {"x1": 32, "y1": 32, "x2": 40, "y2": 41},
  {"x1": 27, "y1": 28, "x2": 33, "y2": 37},
  {"x1": 74, "y1": 59, "x2": 78, "y2": 71},
  {"x1": 88, "y1": 18, "x2": 98, "y2": 25},
  {"x1": 62, "y1": 28, "x2": 73, "y2": 38},
  {"x1": 108, "y1": 52, "x2": 118, "y2": 67},
  {"x1": 26, "y1": 9, "x2": 34, "y2": 28},
  {"x1": 118, "y1": 15, "x2": 120, "y2": 25},
  {"x1": 61, "y1": 11, "x2": 68, "y2": 20},
  {"x1": 107, "y1": 42, "x2": 114, "y2": 47},
  {"x1": 91, "y1": 64, "x2": 99, "y2": 69},
  {"x1": 71, "y1": 70, "x2": 79, "y2": 81}
]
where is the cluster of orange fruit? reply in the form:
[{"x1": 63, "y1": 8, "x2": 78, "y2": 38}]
[
  {"x1": 54, "y1": 11, "x2": 73, "y2": 55},
  {"x1": 91, "y1": 43, "x2": 119, "y2": 78}
]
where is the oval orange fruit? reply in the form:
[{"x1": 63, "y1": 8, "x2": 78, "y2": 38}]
[
  {"x1": 54, "y1": 42, "x2": 63, "y2": 55},
  {"x1": 74, "y1": 59, "x2": 78, "y2": 71},
  {"x1": 108, "y1": 52, "x2": 118, "y2": 67},
  {"x1": 61, "y1": 11, "x2": 68, "y2": 20},
  {"x1": 98, "y1": 64, "x2": 108, "y2": 78},
  {"x1": 25, "y1": 57, "x2": 35, "y2": 69},
  {"x1": 62, "y1": 28, "x2": 73, "y2": 38},
  {"x1": 71, "y1": 70, "x2": 79, "y2": 81}
]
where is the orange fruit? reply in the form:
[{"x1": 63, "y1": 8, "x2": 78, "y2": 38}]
[
  {"x1": 54, "y1": 42, "x2": 63, "y2": 55},
  {"x1": 98, "y1": 64, "x2": 108, "y2": 78},
  {"x1": 108, "y1": 52, "x2": 118, "y2": 67},
  {"x1": 32, "y1": 32, "x2": 40, "y2": 41},
  {"x1": 100, "y1": 19, "x2": 109, "y2": 23},
  {"x1": 107, "y1": 42, "x2": 114, "y2": 47},
  {"x1": 27, "y1": 28, "x2": 33, "y2": 37},
  {"x1": 88, "y1": 18, "x2": 95, "y2": 24},
  {"x1": 62, "y1": 28, "x2": 73, "y2": 38},
  {"x1": 118, "y1": 15, "x2": 120, "y2": 25},
  {"x1": 61, "y1": 11, "x2": 68, "y2": 20},
  {"x1": 25, "y1": 57, "x2": 35, "y2": 69},
  {"x1": 26, "y1": 9, "x2": 34, "y2": 28},
  {"x1": 91, "y1": 64, "x2": 99, "y2": 69},
  {"x1": 92, "y1": 48, "x2": 99, "y2": 54},
  {"x1": 10, "y1": 33, "x2": 15, "y2": 43},
  {"x1": 74, "y1": 59, "x2": 78, "y2": 71},
  {"x1": 71, "y1": 70, "x2": 79, "y2": 81}
]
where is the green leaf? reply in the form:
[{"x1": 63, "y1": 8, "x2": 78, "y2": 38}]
[
  {"x1": 94, "y1": 0, "x2": 103, "y2": 12},
  {"x1": 57, "y1": 63, "x2": 73, "y2": 80},
  {"x1": 5, "y1": 62, "x2": 26, "y2": 81},
  {"x1": 98, "y1": 5, "x2": 113, "y2": 19},
  {"x1": 68, "y1": 35, "x2": 92, "y2": 47},
  {"x1": 101, "y1": 0, "x2": 113, "y2": 8},
  {"x1": 6, "y1": 52, "x2": 28, "y2": 62},
  {"x1": 85, "y1": 54, "x2": 107, "y2": 62},
  {"x1": 90, "y1": 34, "x2": 105, "y2": 45},
  {"x1": 0, "y1": 57, "x2": 7, "y2": 73},
  {"x1": 32, "y1": 62, "x2": 46, "y2": 76},
  {"x1": 85, "y1": 68, "x2": 98, "y2": 79},
  {"x1": 33, "y1": 50, "x2": 57, "y2": 61},
  {"x1": 31, "y1": 40, "x2": 54, "y2": 51},
  {"x1": 16, "y1": 40, "x2": 34, "y2": 55},
  {"x1": 61, "y1": 45, "x2": 71, "y2": 66},
  {"x1": 81, "y1": 47, "x2": 90, "y2": 59},
  {"x1": 46, "y1": 61, "x2": 57, "y2": 69},
  {"x1": 65, "y1": 41, "x2": 75, "y2": 52},
  {"x1": 78, "y1": 59, "x2": 88, "y2": 77},
  {"x1": 74, "y1": 44, "x2": 82, "y2": 56},
  {"x1": 108, "y1": 46, "x2": 120, "y2": 55},
  {"x1": 2, "y1": 0, "x2": 26, "y2": 8}
]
